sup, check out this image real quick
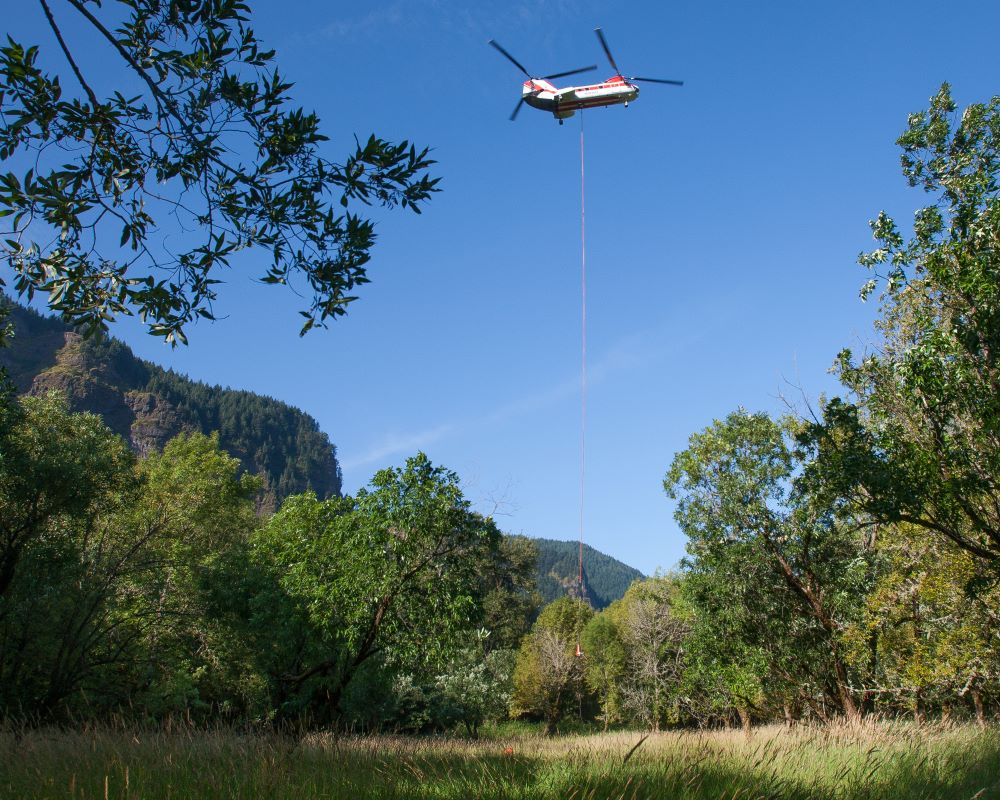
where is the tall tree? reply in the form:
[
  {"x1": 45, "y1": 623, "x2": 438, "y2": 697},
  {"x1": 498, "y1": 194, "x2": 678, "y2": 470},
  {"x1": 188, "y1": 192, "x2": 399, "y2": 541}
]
[
  {"x1": 0, "y1": 428, "x2": 259, "y2": 719},
  {"x1": 477, "y1": 535, "x2": 540, "y2": 653},
  {"x1": 816, "y1": 85, "x2": 1000, "y2": 564},
  {"x1": 581, "y1": 609, "x2": 626, "y2": 729},
  {"x1": 1, "y1": 0, "x2": 439, "y2": 343},
  {"x1": 666, "y1": 410, "x2": 873, "y2": 722},
  {"x1": 0, "y1": 394, "x2": 135, "y2": 716},
  {"x1": 122, "y1": 432, "x2": 261, "y2": 716}
]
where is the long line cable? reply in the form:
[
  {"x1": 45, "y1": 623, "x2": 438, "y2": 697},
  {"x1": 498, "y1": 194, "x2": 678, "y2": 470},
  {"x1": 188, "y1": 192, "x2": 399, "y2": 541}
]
[{"x1": 578, "y1": 110, "x2": 587, "y2": 599}]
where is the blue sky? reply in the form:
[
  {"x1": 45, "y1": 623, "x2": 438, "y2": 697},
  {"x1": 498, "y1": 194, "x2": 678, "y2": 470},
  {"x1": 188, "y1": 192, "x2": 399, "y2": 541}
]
[{"x1": 7, "y1": 0, "x2": 1000, "y2": 575}]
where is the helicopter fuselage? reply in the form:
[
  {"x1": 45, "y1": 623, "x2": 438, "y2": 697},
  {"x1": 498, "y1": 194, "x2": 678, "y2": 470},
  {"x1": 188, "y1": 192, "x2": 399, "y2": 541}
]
[{"x1": 523, "y1": 75, "x2": 640, "y2": 120}]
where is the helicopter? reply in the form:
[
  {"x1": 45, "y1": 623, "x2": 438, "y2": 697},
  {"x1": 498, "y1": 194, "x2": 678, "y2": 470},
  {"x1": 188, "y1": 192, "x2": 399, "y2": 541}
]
[{"x1": 489, "y1": 28, "x2": 683, "y2": 124}]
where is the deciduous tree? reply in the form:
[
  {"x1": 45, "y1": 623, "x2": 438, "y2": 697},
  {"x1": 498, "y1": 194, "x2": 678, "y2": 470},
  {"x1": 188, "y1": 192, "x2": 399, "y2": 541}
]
[
  {"x1": 511, "y1": 596, "x2": 593, "y2": 734},
  {"x1": 666, "y1": 410, "x2": 873, "y2": 722},
  {"x1": 245, "y1": 453, "x2": 501, "y2": 720},
  {"x1": 815, "y1": 85, "x2": 1000, "y2": 565},
  {"x1": 0, "y1": 392, "x2": 133, "y2": 600}
]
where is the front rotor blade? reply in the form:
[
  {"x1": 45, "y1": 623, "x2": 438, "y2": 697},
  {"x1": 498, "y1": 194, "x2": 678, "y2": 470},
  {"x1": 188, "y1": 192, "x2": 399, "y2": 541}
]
[
  {"x1": 594, "y1": 28, "x2": 621, "y2": 75},
  {"x1": 489, "y1": 40, "x2": 531, "y2": 77},
  {"x1": 632, "y1": 76, "x2": 684, "y2": 86},
  {"x1": 509, "y1": 96, "x2": 526, "y2": 121},
  {"x1": 542, "y1": 64, "x2": 597, "y2": 80}
]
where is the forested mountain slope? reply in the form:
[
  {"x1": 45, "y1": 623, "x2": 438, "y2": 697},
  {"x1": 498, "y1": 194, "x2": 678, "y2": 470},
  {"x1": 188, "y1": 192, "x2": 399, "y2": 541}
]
[
  {"x1": 1, "y1": 301, "x2": 341, "y2": 509},
  {"x1": 531, "y1": 537, "x2": 644, "y2": 609}
]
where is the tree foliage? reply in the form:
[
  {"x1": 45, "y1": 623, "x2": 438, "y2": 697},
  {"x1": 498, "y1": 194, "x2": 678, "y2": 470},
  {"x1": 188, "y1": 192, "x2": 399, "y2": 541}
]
[
  {"x1": 242, "y1": 453, "x2": 502, "y2": 720},
  {"x1": 0, "y1": 0, "x2": 439, "y2": 343},
  {"x1": 817, "y1": 84, "x2": 1000, "y2": 564},
  {"x1": 511, "y1": 596, "x2": 593, "y2": 734},
  {"x1": 583, "y1": 576, "x2": 688, "y2": 731},
  {"x1": 666, "y1": 410, "x2": 873, "y2": 722},
  {"x1": 0, "y1": 391, "x2": 133, "y2": 599},
  {"x1": 0, "y1": 405, "x2": 261, "y2": 718}
]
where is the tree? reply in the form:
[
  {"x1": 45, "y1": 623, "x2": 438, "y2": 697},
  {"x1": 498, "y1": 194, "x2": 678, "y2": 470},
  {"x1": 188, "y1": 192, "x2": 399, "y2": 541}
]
[
  {"x1": 244, "y1": 453, "x2": 501, "y2": 720},
  {"x1": 0, "y1": 391, "x2": 133, "y2": 600},
  {"x1": 818, "y1": 85, "x2": 1000, "y2": 564},
  {"x1": 582, "y1": 576, "x2": 690, "y2": 732},
  {"x1": 1, "y1": 1, "x2": 439, "y2": 343},
  {"x1": 841, "y1": 523, "x2": 1000, "y2": 725},
  {"x1": 427, "y1": 643, "x2": 515, "y2": 737},
  {"x1": 581, "y1": 609, "x2": 626, "y2": 729},
  {"x1": 477, "y1": 535, "x2": 540, "y2": 653},
  {"x1": 0, "y1": 427, "x2": 260, "y2": 719},
  {"x1": 121, "y1": 431, "x2": 261, "y2": 717},
  {"x1": 676, "y1": 553, "x2": 788, "y2": 733},
  {"x1": 666, "y1": 410, "x2": 873, "y2": 722},
  {"x1": 0, "y1": 394, "x2": 135, "y2": 716},
  {"x1": 511, "y1": 596, "x2": 593, "y2": 734},
  {"x1": 614, "y1": 576, "x2": 689, "y2": 731}
]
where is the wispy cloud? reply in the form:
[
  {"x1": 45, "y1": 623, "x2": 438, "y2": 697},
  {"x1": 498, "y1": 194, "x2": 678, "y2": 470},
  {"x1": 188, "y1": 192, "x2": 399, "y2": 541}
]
[
  {"x1": 285, "y1": 1, "x2": 602, "y2": 46},
  {"x1": 339, "y1": 422, "x2": 457, "y2": 471},
  {"x1": 285, "y1": 4, "x2": 407, "y2": 46},
  {"x1": 340, "y1": 324, "x2": 693, "y2": 475}
]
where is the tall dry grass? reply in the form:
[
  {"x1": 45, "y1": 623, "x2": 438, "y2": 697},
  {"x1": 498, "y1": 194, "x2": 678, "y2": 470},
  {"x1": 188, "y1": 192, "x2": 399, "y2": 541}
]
[{"x1": 1, "y1": 719, "x2": 997, "y2": 799}]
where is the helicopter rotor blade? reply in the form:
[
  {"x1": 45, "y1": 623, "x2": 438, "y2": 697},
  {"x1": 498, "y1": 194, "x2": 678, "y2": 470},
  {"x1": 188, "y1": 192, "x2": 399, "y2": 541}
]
[
  {"x1": 542, "y1": 64, "x2": 598, "y2": 81},
  {"x1": 489, "y1": 39, "x2": 531, "y2": 78},
  {"x1": 631, "y1": 76, "x2": 684, "y2": 86},
  {"x1": 594, "y1": 28, "x2": 621, "y2": 75},
  {"x1": 509, "y1": 96, "x2": 526, "y2": 121}
]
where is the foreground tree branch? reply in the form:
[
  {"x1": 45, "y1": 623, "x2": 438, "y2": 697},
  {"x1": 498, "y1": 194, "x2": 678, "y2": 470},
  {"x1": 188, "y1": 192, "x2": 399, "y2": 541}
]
[{"x1": 0, "y1": 0, "x2": 440, "y2": 344}]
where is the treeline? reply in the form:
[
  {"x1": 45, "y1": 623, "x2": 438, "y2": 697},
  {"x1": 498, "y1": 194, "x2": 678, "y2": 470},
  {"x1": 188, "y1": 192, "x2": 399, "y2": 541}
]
[
  {"x1": 2, "y1": 387, "x2": 995, "y2": 735},
  {"x1": 534, "y1": 538, "x2": 644, "y2": 609},
  {"x1": 510, "y1": 482, "x2": 996, "y2": 734}
]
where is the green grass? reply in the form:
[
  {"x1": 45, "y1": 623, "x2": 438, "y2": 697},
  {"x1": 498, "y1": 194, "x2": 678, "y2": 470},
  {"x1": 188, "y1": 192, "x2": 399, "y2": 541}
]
[{"x1": 1, "y1": 721, "x2": 997, "y2": 799}]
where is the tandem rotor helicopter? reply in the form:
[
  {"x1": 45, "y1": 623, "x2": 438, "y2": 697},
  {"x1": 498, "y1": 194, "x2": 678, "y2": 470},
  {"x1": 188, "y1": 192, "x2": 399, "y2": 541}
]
[{"x1": 489, "y1": 28, "x2": 683, "y2": 124}]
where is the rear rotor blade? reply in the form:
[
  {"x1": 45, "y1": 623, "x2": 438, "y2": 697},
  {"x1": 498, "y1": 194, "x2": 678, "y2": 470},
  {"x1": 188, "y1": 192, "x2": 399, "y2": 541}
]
[
  {"x1": 632, "y1": 76, "x2": 684, "y2": 86},
  {"x1": 594, "y1": 28, "x2": 621, "y2": 75},
  {"x1": 509, "y1": 96, "x2": 526, "y2": 121},
  {"x1": 489, "y1": 40, "x2": 530, "y2": 77},
  {"x1": 542, "y1": 65, "x2": 597, "y2": 81}
]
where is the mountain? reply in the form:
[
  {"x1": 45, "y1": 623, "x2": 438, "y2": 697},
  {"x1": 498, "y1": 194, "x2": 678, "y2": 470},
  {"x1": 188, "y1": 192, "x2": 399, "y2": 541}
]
[
  {"x1": 0, "y1": 301, "x2": 341, "y2": 509},
  {"x1": 531, "y1": 537, "x2": 644, "y2": 610}
]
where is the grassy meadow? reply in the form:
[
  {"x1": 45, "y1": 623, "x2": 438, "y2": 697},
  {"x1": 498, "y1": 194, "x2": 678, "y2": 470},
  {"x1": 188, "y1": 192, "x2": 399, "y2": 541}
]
[{"x1": 1, "y1": 721, "x2": 997, "y2": 800}]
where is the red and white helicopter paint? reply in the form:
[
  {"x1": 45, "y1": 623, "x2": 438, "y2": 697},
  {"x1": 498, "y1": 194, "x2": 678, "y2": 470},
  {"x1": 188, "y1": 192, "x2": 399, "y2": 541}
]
[
  {"x1": 489, "y1": 28, "x2": 684, "y2": 125},
  {"x1": 490, "y1": 28, "x2": 682, "y2": 124}
]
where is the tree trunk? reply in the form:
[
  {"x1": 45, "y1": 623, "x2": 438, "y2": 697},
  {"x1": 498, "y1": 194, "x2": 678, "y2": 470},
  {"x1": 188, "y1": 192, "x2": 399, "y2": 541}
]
[
  {"x1": 801, "y1": 689, "x2": 828, "y2": 723},
  {"x1": 833, "y1": 657, "x2": 860, "y2": 723},
  {"x1": 971, "y1": 687, "x2": 986, "y2": 728},
  {"x1": 736, "y1": 705, "x2": 751, "y2": 737}
]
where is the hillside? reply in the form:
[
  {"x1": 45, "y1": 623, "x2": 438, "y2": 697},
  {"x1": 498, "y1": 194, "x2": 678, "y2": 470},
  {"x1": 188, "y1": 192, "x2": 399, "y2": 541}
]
[
  {"x1": 0, "y1": 301, "x2": 341, "y2": 509},
  {"x1": 531, "y1": 537, "x2": 644, "y2": 609}
]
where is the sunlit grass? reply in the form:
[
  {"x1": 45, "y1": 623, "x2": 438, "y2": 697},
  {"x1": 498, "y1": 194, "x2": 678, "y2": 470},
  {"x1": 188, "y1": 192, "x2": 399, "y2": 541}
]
[{"x1": 1, "y1": 720, "x2": 997, "y2": 799}]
